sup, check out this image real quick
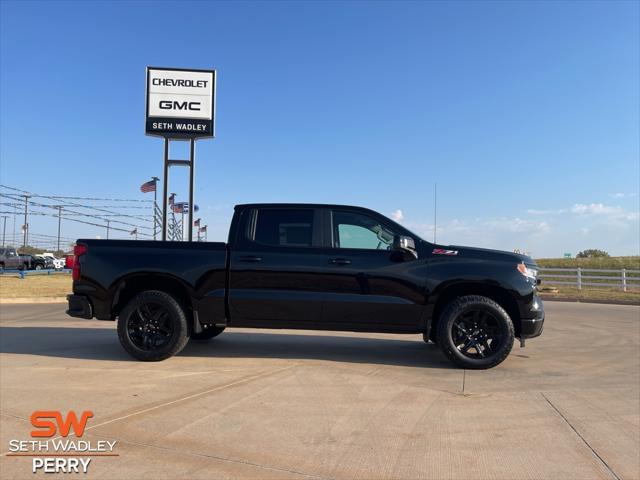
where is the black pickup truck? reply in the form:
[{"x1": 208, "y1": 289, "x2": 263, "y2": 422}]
[{"x1": 67, "y1": 203, "x2": 544, "y2": 369}]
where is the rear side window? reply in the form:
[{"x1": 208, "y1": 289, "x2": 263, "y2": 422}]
[{"x1": 253, "y1": 209, "x2": 314, "y2": 247}]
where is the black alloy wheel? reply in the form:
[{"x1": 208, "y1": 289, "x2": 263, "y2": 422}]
[
  {"x1": 117, "y1": 290, "x2": 190, "y2": 361},
  {"x1": 451, "y1": 309, "x2": 505, "y2": 359},
  {"x1": 126, "y1": 302, "x2": 174, "y2": 351},
  {"x1": 437, "y1": 295, "x2": 514, "y2": 369}
]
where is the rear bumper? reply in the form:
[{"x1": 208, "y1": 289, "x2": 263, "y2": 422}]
[{"x1": 66, "y1": 294, "x2": 93, "y2": 319}]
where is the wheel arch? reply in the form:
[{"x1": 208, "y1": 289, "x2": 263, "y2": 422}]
[
  {"x1": 111, "y1": 273, "x2": 194, "y2": 321},
  {"x1": 428, "y1": 282, "x2": 521, "y2": 341}
]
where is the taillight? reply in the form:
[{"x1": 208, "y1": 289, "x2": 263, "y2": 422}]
[{"x1": 72, "y1": 244, "x2": 87, "y2": 281}]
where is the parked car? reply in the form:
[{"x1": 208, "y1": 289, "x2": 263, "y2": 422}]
[
  {"x1": 0, "y1": 247, "x2": 31, "y2": 270},
  {"x1": 67, "y1": 203, "x2": 545, "y2": 369},
  {"x1": 41, "y1": 253, "x2": 65, "y2": 269},
  {"x1": 24, "y1": 254, "x2": 54, "y2": 270}
]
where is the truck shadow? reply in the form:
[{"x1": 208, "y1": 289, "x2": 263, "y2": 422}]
[{"x1": 0, "y1": 326, "x2": 454, "y2": 369}]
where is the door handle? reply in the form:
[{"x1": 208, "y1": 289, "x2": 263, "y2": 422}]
[
  {"x1": 329, "y1": 258, "x2": 351, "y2": 265},
  {"x1": 239, "y1": 255, "x2": 262, "y2": 263}
]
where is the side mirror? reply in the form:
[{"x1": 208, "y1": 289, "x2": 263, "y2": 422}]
[{"x1": 393, "y1": 235, "x2": 418, "y2": 259}]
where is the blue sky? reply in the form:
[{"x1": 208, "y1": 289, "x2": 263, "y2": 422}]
[{"x1": 1, "y1": 0, "x2": 638, "y2": 257}]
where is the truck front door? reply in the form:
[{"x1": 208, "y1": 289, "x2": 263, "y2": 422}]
[{"x1": 318, "y1": 208, "x2": 425, "y2": 331}]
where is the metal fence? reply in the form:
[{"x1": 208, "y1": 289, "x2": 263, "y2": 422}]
[
  {"x1": 0, "y1": 268, "x2": 71, "y2": 278},
  {"x1": 539, "y1": 268, "x2": 640, "y2": 291}
]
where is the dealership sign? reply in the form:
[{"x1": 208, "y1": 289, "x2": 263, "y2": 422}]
[{"x1": 145, "y1": 67, "x2": 216, "y2": 138}]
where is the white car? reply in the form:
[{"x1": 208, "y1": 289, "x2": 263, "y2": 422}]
[{"x1": 41, "y1": 253, "x2": 65, "y2": 269}]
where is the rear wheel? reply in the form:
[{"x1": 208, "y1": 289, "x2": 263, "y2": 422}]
[
  {"x1": 35, "y1": 264, "x2": 42, "y2": 270},
  {"x1": 191, "y1": 326, "x2": 225, "y2": 341},
  {"x1": 436, "y1": 295, "x2": 514, "y2": 369},
  {"x1": 117, "y1": 290, "x2": 190, "y2": 361}
]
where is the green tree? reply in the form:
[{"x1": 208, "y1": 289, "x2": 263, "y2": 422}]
[{"x1": 576, "y1": 249, "x2": 610, "y2": 258}]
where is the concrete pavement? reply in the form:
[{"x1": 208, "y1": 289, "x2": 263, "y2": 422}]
[{"x1": 0, "y1": 302, "x2": 638, "y2": 479}]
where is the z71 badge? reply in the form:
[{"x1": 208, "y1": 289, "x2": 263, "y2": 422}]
[{"x1": 432, "y1": 249, "x2": 458, "y2": 255}]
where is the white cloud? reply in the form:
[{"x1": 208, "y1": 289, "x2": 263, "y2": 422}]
[
  {"x1": 609, "y1": 193, "x2": 638, "y2": 199},
  {"x1": 401, "y1": 199, "x2": 639, "y2": 257},
  {"x1": 571, "y1": 203, "x2": 639, "y2": 221},
  {"x1": 390, "y1": 209, "x2": 404, "y2": 222},
  {"x1": 484, "y1": 217, "x2": 551, "y2": 234},
  {"x1": 526, "y1": 208, "x2": 566, "y2": 215}
]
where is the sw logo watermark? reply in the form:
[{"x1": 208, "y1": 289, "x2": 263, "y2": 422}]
[
  {"x1": 30, "y1": 410, "x2": 94, "y2": 437},
  {"x1": 6, "y1": 410, "x2": 118, "y2": 474}
]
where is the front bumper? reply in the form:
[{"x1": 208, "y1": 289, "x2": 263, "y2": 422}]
[
  {"x1": 520, "y1": 295, "x2": 544, "y2": 339},
  {"x1": 66, "y1": 294, "x2": 93, "y2": 319}
]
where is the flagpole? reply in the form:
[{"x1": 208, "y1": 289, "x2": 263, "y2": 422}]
[
  {"x1": 152, "y1": 176, "x2": 159, "y2": 240},
  {"x1": 170, "y1": 193, "x2": 177, "y2": 241}
]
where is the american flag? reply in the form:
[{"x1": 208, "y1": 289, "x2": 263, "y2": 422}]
[
  {"x1": 194, "y1": 218, "x2": 201, "y2": 227},
  {"x1": 172, "y1": 202, "x2": 199, "y2": 214},
  {"x1": 168, "y1": 193, "x2": 176, "y2": 206},
  {"x1": 199, "y1": 226, "x2": 207, "y2": 233},
  {"x1": 172, "y1": 202, "x2": 187, "y2": 214},
  {"x1": 140, "y1": 180, "x2": 156, "y2": 193}
]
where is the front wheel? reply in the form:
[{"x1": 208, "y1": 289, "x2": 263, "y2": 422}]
[
  {"x1": 117, "y1": 290, "x2": 190, "y2": 361},
  {"x1": 436, "y1": 295, "x2": 514, "y2": 369}
]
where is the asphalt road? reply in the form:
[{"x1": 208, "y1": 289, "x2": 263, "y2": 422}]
[{"x1": 0, "y1": 302, "x2": 638, "y2": 480}]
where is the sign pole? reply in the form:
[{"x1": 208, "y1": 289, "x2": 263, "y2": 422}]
[
  {"x1": 146, "y1": 67, "x2": 215, "y2": 243},
  {"x1": 161, "y1": 139, "x2": 169, "y2": 241},
  {"x1": 188, "y1": 139, "x2": 195, "y2": 242}
]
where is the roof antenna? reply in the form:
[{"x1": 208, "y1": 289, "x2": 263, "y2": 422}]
[{"x1": 433, "y1": 181, "x2": 437, "y2": 244}]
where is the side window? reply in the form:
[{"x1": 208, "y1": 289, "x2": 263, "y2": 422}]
[
  {"x1": 253, "y1": 209, "x2": 314, "y2": 247},
  {"x1": 332, "y1": 210, "x2": 396, "y2": 250}
]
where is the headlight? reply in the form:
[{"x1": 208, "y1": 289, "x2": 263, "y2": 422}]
[{"x1": 517, "y1": 262, "x2": 538, "y2": 280}]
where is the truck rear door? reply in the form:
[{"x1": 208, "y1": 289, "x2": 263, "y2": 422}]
[{"x1": 228, "y1": 206, "x2": 326, "y2": 327}]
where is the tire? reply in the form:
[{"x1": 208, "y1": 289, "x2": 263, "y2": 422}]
[
  {"x1": 117, "y1": 290, "x2": 190, "y2": 361},
  {"x1": 191, "y1": 326, "x2": 225, "y2": 341},
  {"x1": 436, "y1": 295, "x2": 514, "y2": 369},
  {"x1": 35, "y1": 264, "x2": 42, "y2": 270}
]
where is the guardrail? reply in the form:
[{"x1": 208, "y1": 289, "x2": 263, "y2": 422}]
[
  {"x1": 0, "y1": 269, "x2": 71, "y2": 278},
  {"x1": 539, "y1": 268, "x2": 640, "y2": 291}
]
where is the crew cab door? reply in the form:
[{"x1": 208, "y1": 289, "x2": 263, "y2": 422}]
[
  {"x1": 318, "y1": 208, "x2": 425, "y2": 331},
  {"x1": 228, "y1": 207, "x2": 326, "y2": 327}
]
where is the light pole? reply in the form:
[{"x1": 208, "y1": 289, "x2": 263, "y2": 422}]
[
  {"x1": 22, "y1": 195, "x2": 30, "y2": 247},
  {"x1": 106, "y1": 220, "x2": 110, "y2": 239},
  {"x1": 433, "y1": 182, "x2": 437, "y2": 244},
  {"x1": 1, "y1": 216, "x2": 7, "y2": 247},
  {"x1": 56, "y1": 206, "x2": 62, "y2": 252}
]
